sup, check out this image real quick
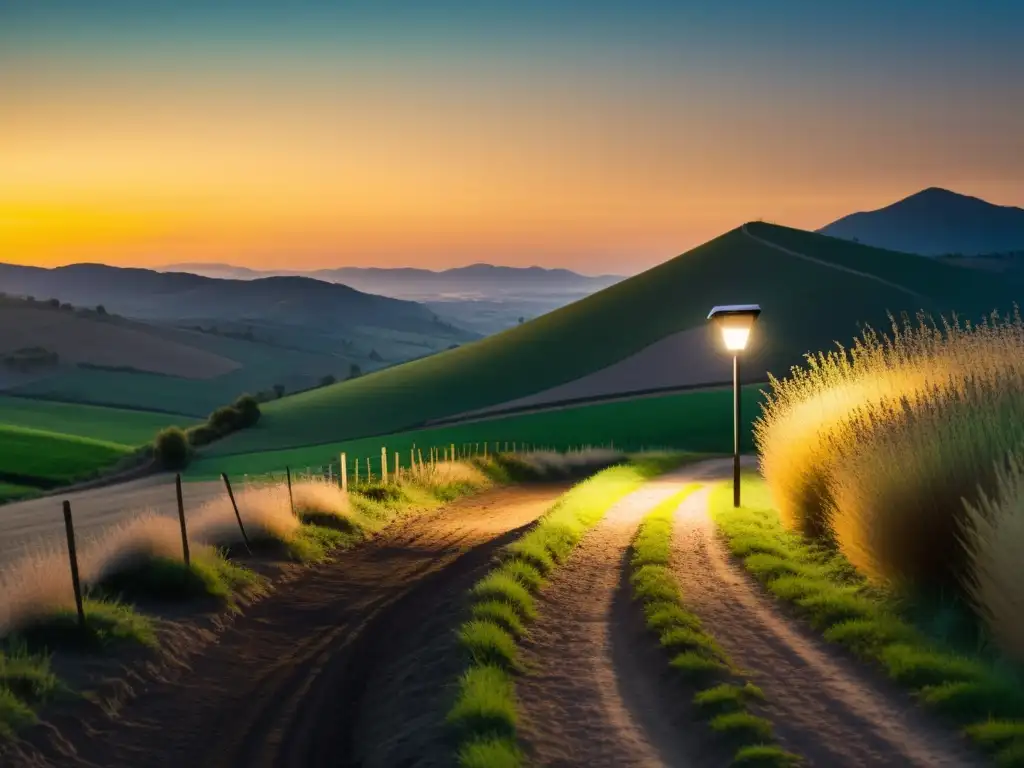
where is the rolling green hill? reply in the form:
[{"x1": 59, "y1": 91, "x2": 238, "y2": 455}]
[
  {"x1": 0, "y1": 395, "x2": 196, "y2": 444},
  {"x1": 204, "y1": 222, "x2": 1023, "y2": 458},
  {"x1": 0, "y1": 425, "x2": 134, "y2": 488},
  {"x1": 189, "y1": 385, "x2": 764, "y2": 479}
]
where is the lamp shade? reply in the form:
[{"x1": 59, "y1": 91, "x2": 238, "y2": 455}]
[{"x1": 707, "y1": 304, "x2": 761, "y2": 352}]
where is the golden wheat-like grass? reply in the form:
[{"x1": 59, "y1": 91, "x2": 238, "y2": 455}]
[{"x1": 756, "y1": 309, "x2": 1024, "y2": 657}]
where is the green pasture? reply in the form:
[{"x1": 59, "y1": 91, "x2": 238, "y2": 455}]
[
  {"x1": 205, "y1": 223, "x2": 1017, "y2": 458},
  {"x1": 0, "y1": 482, "x2": 38, "y2": 501},
  {"x1": 0, "y1": 425, "x2": 134, "y2": 486},
  {"x1": 187, "y1": 385, "x2": 765, "y2": 479},
  {"x1": 0, "y1": 395, "x2": 195, "y2": 445}
]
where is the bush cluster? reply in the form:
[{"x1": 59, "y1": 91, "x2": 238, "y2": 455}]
[
  {"x1": 154, "y1": 394, "x2": 261, "y2": 469},
  {"x1": 756, "y1": 308, "x2": 1024, "y2": 662}
]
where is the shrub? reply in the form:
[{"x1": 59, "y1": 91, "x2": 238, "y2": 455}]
[
  {"x1": 754, "y1": 309, "x2": 1024, "y2": 659},
  {"x1": 154, "y1": 427, "x2": 191, "y2": 470},
  {"x1": 208, "y1": 405, "x2": 242, "y2": 434},
  {"x1": 186, "y1": 424, "x2": 220, "y2": 447},
  {"x1": 232, "y1": 394, "x2": 261, "y2": 428}
]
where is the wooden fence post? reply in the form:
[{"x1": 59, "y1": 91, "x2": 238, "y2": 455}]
[
  {"x1": 394, "y1": 451, "x2": 400, "y2": 483},
  {"x1": 176, "y1": 473, "x2": 191, "y2": 565},
  {"x1": 450, "y1": 443, "x2": 455, "y2": 463},
  {"x1": 286, "y1": 466, "x2": 295, "y2": 517},
  {"x1": 220, "y1": 473, "x2": 252, "y2": 554},
  {"x1": 381, "y1": 446, "x2": 388, "y2": 484},
  {"x1": 341, "y1": 453, "x2": 348, "y2": 492},
  {"x1": 410, "y1": 448, "x2": 415, "y2": 475},
  {"x1": 418, "y1": 448, "x2": 425, "y2": 474},
  {"x1": 61, "y1": 500, "x2": 86, "y2": 629}
]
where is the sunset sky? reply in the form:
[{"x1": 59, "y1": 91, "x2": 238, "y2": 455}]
[{"x1": 2, "y1": 1, "x2": 1022, "y2": 275}]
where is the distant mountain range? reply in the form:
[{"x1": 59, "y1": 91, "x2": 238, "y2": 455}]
[
  {"x1": 159, "y1": 262, "x2": 625, "y2": 300},
  {"x1": 0, "y1": 262, "x2": 472, "y2": 339},
  {"x1": 818, "y1": 187, "x2": 1024, "y2": 256}
]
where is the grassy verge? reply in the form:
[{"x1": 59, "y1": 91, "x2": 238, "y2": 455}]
[
  {"x1": 446, "y1": 452, "x2": 701, "y2": 766},
  {"x1": 630, "y1": 487, "x2": 800, "y2": 766},
  {"x1": 711, "y1": 474, "x2": 1024, "y2": 767}
]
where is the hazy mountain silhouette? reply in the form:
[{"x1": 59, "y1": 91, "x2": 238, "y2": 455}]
[
  {"x1": 0, "y1": 262, "x2": 472, "y2": 337},
  {"x1": 161, "y1": 262, "x2": 625, "y2": 298},
  {"x1": 818, "y1": 187, "x2": 1024, "y2": 256}
]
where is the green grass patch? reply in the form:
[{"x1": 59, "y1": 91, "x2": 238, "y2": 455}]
[
  {"x1": 456, "y1": 735, "x2": 523, "y2": 768},
  {"x1": 447, "y1": 454, "x2": 702, "y2": 766},
  {"x1": 188, "y1": 389, "x2": 758, "y2": 480},
  {"x1": 693, "y1": 683, "x2": 765, "y2": 716},
  {"x1": 0, "y1": 482, "x2": 38, "y2": 502},
  {"x1": 709, "y1": 711, "x2": 775, "y2": 745},
  {"x1": 470, "y1": 601, "x2": 528, "y2": 640},
  {"x1": 631, "y1": 485, "x2": 800, "y2": 763},
  {"x1": 732, "y1": 744, "x2": 803, "y2": 766},
  {"x1": 0, "y1": 395, "x2": 196, "y2": 445},
  {"x1": 459, "y1": 621, "x2": 520, "y2": 671},
  {"x1": 711, "y1": 474, "x2": 1024, "y2": 756},
  {"x1": 0, "y1": 424, "x2": 133, "y2": 485},
  {"x1": 96, "y1": 552, "x2": 264, "y2": 605},
  {"x1": 17, "y1": 598, "x2": 156, "y2": 652}
]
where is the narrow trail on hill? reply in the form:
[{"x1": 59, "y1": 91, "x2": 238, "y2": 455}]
[
  {"x1": 6, "y1": 484, "x2": 571, "y2": 768},
  {"x1": 671, "y1": 486, "x2": 983, "y2": 768},
  {"x1": 741, "y1": 223, "x2": 925, "y2": 299},
  {"x1": 517, "y1": 459, "x2": 734, "y2": 767}
]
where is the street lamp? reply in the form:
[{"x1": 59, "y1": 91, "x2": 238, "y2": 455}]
[{"x1": 707, "y1": 304, "x2": 761, "y2": 507}]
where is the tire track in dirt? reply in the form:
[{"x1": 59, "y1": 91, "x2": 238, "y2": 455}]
[
  {"x1": 671, "y1": 485, "x2": 984, "y2": 768},
  {"x1": 517, "y1": 459, "x2": 733, "y2": 767},
  {"x1": 6, "y1": 484, "x2": 571, "y2": 768}
]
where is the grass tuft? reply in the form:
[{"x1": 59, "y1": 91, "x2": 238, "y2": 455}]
[
  {"x1": 731, "y1": 744, "x2": 802, "y2": 766},
  {"x1": 459, "y1": 620, "x2": 520, "y2": 671},
  {"x1": 709, "y1": 711, "x2": 774, "y2": 745},
  {"x1": 470, "y1": 601, "x2": 528, "y2": 640}
]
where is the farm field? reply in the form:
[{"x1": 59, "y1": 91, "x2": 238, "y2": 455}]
[
  {"x1": 0, "y1": 425, "x2": 134, "y2": 487},
  {"x1": 187, "y1": 383, "x2": 766, "y2": 478},
  {"x1": 0, "y1": 395, "x2": 196, "y2": 445},
  {"x1": 205, "y1": 223, "x2": 1021, "y2": 458}
]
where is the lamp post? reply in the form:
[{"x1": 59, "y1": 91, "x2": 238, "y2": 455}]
[{"x1": 707, "y1": 304, "x2": 761, "y2": 507}]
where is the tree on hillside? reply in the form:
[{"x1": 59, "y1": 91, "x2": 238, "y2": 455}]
[
  {"x1": 369, "y1": 349, "x2": 383, "y2": 362},
  {"x1": 47, "y1": 298, "x2": 60, "y2": 309},
  {"x1": 273, "y1": 383, "x2": 286, "y2": 399},
  {"x1": 95, "y1": 305, "x2": 107, "y2": 315},
  {"x1": 320, "y1": 374, "x2": 336, "y2": 387},
  {"x1": 348, "y1": 363, "x2": 362, "y2": 379}
]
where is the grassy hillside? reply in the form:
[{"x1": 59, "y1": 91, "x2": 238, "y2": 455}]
[
  {"x1": 0, "y1": 425, "x2": 134, "y2": 486},
  {"x1": 188, "y1": 385, "x2": 764, "y2": 479},
  {"x1": 0, "y1": 395, "x2": 196, "y2": 444},
  {"x1": 205, "y1": 222, "x2": 1020, "y2": 457}
]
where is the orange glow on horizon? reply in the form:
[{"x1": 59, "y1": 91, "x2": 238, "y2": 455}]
[{"x1": 3, "y1": 66, "x2": 1022, "y2": 274}]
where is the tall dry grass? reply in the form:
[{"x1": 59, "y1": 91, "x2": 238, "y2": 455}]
[
  {"x1": 755, "y1": 309, "x2": 1024, "y2": 660},
  {"x1": 0, "y1": 477, "x2": 352, "y2": 637}
]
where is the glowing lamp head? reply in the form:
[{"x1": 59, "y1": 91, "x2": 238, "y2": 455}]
[{"x1": 707, "y1": 304, "x2": 761, "y2": 353}]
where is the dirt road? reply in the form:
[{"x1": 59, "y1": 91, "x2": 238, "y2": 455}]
[
  {"x1": 671, "y1": 486, "x2": 982, "y2": 767},
  {"x1": 517, "y1": 459, "x2": 982, "y2": 767},
  {"x1": 6, "y1": 483, "x2": 570, "y2": 768},
  {"x1": 517, "y1": 459, "x2": 734, "y2": 767},
  {"x1": 0, "y1": 475, "x2": 224, "y2": 567}
]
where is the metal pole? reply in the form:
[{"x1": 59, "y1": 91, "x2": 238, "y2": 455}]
[
  {"x1": 62, "y1": 500, "x2": 86, "y2": 629},
  {"x1": 733, "y1": 354, "x2": 741, "y2": 508},
  {"x1": 176, "y1": 473, "x2": 191, "y2": 565}
]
